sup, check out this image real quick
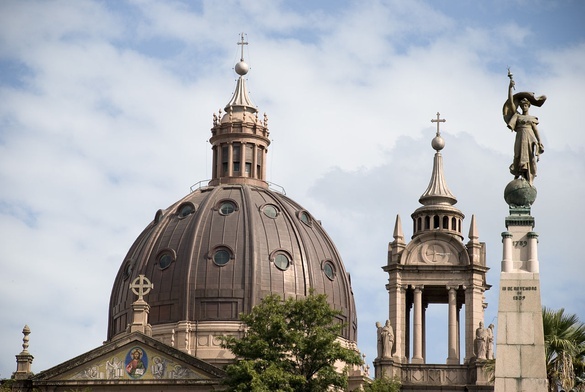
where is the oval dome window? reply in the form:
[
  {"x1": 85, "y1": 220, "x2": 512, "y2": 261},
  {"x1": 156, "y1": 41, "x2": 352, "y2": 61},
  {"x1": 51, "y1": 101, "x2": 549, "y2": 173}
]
[
  {"x1": 178, "y1": 203, "x2": 195, "y2": 218},
  {"x1": 323, "y1": 260, "x2": 335, "y2": 280},
  {"x1": 219, "y1": 201, "x2": 236, "y2": 216},
  {"x1": 262, "y1": 204, "x2": 279, "y2": 219},
  {"x1": 274, "y1": 253, "x2": 290, "y2": 271},
  {"x1": 213, "y1": 248, "x2": 232, "y2": 266},
  {"x1": 157, "y1": 250, "x2": 175, "y2": 270}
]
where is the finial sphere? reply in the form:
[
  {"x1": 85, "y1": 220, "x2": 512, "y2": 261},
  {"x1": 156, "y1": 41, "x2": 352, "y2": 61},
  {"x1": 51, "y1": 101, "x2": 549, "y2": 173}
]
[
  {"x1": 504, "y1": 179, "x2": 537, "y2": 207},
  {"x1": 431, "y1": 135, "x2": 445, "y2": 151},
  {"x1": 235, "y1": 61, "x2": 249, "y2": 76}
]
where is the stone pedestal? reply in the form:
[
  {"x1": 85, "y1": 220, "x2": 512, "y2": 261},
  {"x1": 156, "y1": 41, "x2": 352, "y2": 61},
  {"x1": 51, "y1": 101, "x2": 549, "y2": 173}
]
[
  {"x1": 14, "y1": 352, "x2": 34, "y2": 380},
  {"x1": 494, "y1": 198, "x2": 547, "y2": 391},
  {"x1": 495, "y1": 273, "x2": 547, "y2": 391}
]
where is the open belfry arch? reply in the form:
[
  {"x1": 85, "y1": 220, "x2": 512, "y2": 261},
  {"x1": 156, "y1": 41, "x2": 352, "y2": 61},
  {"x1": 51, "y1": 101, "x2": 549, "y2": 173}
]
[{"x1": 375, "y1": 114, "x2": 493, "y2": 391}]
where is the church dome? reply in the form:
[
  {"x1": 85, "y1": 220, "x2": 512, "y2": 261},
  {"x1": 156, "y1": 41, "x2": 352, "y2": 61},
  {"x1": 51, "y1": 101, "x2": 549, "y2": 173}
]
[{"x1": 107, "y1": 37, "x2": 357, "y2": 351}]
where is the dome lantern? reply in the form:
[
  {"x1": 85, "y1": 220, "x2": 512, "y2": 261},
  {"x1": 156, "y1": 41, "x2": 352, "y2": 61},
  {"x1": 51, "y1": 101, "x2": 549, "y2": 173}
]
[{"x1": 209, "y1": 33, "x2": 270, "y2": 188}]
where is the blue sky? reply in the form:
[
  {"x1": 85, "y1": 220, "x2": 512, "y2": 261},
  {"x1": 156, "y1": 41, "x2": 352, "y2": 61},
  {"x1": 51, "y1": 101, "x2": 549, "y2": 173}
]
[{"x1": 1, "y1": 0, "x2": 584, "y2": 378}]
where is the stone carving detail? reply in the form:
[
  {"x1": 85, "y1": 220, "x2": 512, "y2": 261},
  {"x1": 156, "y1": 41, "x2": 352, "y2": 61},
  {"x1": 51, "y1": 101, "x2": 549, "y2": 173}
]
[
  {"x1": 407, "y1": 241, "x2": 459, "y2": 265},
  {"x1": 474, "y1": 322, "x2": 487, "y2": 360},
  {"x1": 376, "y1": 320, "x2": 394, "y2": 358},
  {"x1": 402, "y1": 366, "x2": 466, "y2": 385},
  {"x1": 503, "y1": 69, "x2": 546, "y2": 185}
]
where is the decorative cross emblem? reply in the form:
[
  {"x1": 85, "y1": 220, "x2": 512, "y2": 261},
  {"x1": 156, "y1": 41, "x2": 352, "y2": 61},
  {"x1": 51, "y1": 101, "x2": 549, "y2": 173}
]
[
  {"x1": 425, "y1": 244, "x2": 451, "y2": 263},
  {"x1": 129, "y1": 274, "x2": 153, "y2": 301},
  {"x1": 431, "y1": 112, "x2": 446, "y2": 136},
  {"x1": 238, "y1": 32, "x2": 248, "y2": 61}
]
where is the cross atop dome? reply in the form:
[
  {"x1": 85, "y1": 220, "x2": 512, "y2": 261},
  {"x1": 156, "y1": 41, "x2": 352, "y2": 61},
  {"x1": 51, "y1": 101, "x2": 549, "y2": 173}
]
[{"x1": 237, "y1": 32, "x2": 248, "y2": 62}]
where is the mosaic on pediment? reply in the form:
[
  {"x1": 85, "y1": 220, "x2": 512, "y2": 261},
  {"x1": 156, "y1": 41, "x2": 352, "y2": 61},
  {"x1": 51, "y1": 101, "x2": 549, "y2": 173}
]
[{"x1": 58, "y1": 345, "x2": 206, "y2": 381}]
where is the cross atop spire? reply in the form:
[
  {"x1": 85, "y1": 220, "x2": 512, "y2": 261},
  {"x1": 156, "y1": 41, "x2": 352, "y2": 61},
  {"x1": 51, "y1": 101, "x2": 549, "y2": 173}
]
[
  {"x1": 431, "y1": 112, "x2": 446, "y2": 136},
  {"x1": 238, "y1": 32, "x2": 248, "y2": 62}
]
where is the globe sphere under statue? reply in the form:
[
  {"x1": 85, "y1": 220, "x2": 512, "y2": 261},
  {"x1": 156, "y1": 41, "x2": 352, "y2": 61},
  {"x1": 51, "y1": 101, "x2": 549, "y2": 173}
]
[{"x1": 504, "y1": 179, "x2": 537, "y2": 207}]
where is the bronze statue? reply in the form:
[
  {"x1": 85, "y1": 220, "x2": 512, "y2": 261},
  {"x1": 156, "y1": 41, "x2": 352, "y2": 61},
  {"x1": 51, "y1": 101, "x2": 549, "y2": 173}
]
[{"x1": 503, "y1": 70, "x2": 546, "y2": 185}]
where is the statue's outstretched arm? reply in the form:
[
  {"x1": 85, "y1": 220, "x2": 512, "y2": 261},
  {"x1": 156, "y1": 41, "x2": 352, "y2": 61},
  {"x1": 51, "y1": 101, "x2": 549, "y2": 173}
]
[{"x1": 508, "y1": 79, "x2": 516, "y2": 113}]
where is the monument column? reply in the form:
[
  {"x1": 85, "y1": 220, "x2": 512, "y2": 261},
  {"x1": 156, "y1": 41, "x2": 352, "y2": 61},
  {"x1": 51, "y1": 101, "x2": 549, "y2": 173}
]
[
  {"x1": 527, "y1": 232, "x2": 539, "y2": 273},
  {"x1": 501, "y1": 232, "x2": 513, "y2": 272},
  {"x1": 495, "y1": 72, "x2": 548, "y2": 391},
  {"x1": 412, "y1": 286, "x2": 424, "y2": 364},
  {"x1": 447, "y1": 286, "x2": 458, "y2": 364}
]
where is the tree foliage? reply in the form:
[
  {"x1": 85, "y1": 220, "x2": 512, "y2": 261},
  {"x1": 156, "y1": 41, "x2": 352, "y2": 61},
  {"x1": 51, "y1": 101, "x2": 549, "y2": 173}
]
[
  {"x1": 220, "y1": 292, "x2": 362, "y2": 392},
  {"x1": 361, "y1": 376, "x2": 401, "y2": 392},
  {"x1": 543, "y1": 307, "x2": 585, "y2": 392}
]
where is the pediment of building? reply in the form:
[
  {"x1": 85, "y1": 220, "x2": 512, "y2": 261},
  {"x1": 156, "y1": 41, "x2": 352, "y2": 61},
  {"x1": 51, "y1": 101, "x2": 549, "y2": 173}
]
[{"x1": 32, "y1": 332, "x2": 225, "y2": 383}]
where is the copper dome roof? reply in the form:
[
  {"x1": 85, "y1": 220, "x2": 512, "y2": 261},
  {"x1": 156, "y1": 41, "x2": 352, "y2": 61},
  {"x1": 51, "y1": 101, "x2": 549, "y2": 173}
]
[
  {"x1": 107, "y1": 36, "x2": 357, "y2": 344},
  {"x1": 108, "y1": 183, "x2": 357, "y2": 341}
]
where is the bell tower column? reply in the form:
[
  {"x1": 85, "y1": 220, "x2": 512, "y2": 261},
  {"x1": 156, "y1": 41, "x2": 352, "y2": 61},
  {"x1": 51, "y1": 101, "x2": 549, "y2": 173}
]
[
  {"x1": 412, "y1": 286, "x2": 424, "y2": 364},
  {"x1": 447, "y1": 286, "x2": 459, "y2": 364}
]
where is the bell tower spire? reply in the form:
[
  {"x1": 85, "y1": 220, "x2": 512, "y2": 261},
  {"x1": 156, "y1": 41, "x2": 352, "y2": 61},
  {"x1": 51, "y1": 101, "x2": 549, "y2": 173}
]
[
  {"x1": 412, "y1": 113, "x2": 463, "y2": 239},
  {"x1": 209, "y1": 33, "x2": 270, "y2": 188}
]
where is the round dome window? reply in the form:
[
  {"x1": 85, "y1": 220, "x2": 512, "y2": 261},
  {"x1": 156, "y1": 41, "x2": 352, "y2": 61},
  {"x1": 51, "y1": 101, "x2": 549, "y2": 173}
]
[
  {"x1": 323, "y1": 260, "x2": 336, "y2": 280},
  {"x1": 218, "y1": 200, "x2": 237, "y2": 216},
  {"x1": 123, "y1": 260, "x2": 134, "y2": 280},
  {"x1": 213, "y1": 248, "x2": 232, "y2": 266},
  {"x1": 178, "y1": 203, "x2": 195, "y2": 218},
  {"x1": 157, "y1": 250, "x2": 175, "y2": 270},
  {"x1": 298, "y1": 210, "x2": 312, "y2": 226},
  {"x1": 262, "y1": 204, "x2": 279, "y2": 219},
  {"x1": 273, "y1": 252, "x2": 290, "y2": 271}
]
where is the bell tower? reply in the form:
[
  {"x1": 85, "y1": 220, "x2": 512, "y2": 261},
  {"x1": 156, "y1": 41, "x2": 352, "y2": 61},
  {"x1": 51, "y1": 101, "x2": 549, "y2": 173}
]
[{"x1": 375, "y1": 114, "x2": 492, "y2": 390}]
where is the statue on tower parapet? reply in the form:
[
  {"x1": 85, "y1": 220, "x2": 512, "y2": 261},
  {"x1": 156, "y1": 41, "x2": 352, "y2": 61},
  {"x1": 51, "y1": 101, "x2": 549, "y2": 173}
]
[{"x1": 503, "y1": 69, "x2": 547, "y2": 186}]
